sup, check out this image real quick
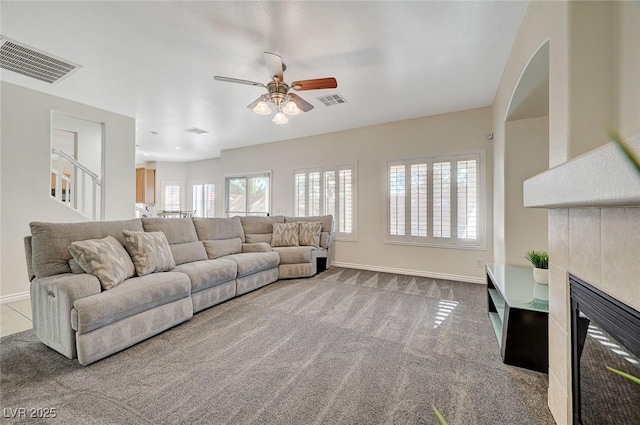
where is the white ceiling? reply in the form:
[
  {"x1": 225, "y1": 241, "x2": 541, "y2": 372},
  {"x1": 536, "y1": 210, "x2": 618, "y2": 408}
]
[{"x1": 1, "y1": 1, "x2": 528, "y2": 163}]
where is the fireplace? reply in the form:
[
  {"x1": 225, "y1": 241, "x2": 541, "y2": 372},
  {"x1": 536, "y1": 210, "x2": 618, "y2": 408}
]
[{"x1": 570, "y1": 275, "x2": 640, "y2": 424}]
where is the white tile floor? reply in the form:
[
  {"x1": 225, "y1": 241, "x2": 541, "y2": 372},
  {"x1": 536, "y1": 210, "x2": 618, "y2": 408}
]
[{"x1": 0, "y1": 299, "x2": 33, "y2": 338}]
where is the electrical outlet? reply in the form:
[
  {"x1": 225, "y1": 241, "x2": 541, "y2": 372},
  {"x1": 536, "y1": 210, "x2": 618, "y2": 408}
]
[{"x1": 476, "y1": 259, "x2": 484, "y2": 268}]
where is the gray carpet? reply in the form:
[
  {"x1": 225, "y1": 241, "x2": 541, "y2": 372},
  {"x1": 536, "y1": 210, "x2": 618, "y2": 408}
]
[{"x1": 0, "y1": 267, "x2": 554, "y2": 424}]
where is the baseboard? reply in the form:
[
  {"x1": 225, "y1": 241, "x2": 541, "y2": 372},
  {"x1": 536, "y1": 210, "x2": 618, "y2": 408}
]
[
  {"x1": 0, "y1": 291, "x2": 30, "y2": 305},
  {"x1": 329, "y1": 261, "x2": 485, "y2": 284}
]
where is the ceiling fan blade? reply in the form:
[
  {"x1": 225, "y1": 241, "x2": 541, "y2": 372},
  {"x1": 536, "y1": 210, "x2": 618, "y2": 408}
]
[
  {"x1": 214, "y1": 76, "x2": 265, "y2": 88},
  {"x1": 291, "y1": 77, "x2": 337, "y2": 91},
  {"x1": 264, "y1": 52, "x2": 284, "y2": 81},
  {"x1": 288, "y1": 93, "x2": 314, "y2": 112},
  {"x1": 246, "y1": 96, "x2": 263, "y2": 109}
]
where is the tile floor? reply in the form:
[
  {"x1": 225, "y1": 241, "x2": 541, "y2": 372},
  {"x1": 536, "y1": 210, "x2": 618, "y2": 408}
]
[{"x1": 0, "y1": 299, "x2": 33, "y2": 338}]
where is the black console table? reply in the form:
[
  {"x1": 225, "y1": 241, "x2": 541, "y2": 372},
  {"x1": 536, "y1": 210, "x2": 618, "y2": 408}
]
[{"x1": 486, "y1": 263, "x2": 549, "y2": 373}]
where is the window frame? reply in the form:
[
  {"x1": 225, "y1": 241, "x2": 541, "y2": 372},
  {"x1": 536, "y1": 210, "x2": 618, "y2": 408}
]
[
  {"x1": 385, "y1": 150, "x2": 485, "y2": 250},
  {"x1": 293, "y1": 163, "x2": 357, "y2": 241},
  {"x1": 224, "y1": 172, "x2": 271, "y2": 217}
]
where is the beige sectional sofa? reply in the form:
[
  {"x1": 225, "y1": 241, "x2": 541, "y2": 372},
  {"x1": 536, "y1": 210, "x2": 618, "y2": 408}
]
[{"x1": 24, "y1": 215, "x2": 332, "y2": 365}]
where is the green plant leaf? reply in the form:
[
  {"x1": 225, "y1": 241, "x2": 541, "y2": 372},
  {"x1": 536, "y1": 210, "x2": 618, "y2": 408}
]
[
  {"x1": 609, "y1": 129, "x2": 640, "y2": 176},
  {"x1": 432, "y1": 405, "x2": 449, "y2": 425},
  {"x1": 525, "y1": 250, "x2": 549, "y2": 269},
  {"x1": 606, "y1": 366, "x2": 640, "y2": 386}
]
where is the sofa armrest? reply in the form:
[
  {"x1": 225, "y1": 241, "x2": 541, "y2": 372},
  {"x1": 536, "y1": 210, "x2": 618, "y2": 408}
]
[
  {"x1": 31, "y1": 273, "x2": 102, "y2": 359},
  {"x1": 241, "y1": 243, "x2": 272, "y2": 253}
]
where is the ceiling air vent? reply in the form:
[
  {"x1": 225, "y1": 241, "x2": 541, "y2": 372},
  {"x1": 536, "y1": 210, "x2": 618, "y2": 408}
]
[
  {"x1": 184, "y1": 127, "x2": 209, "y2": 135},
  {"x1": 316, "y1": 93, "x2": 347, "y2": 107},
  {"x1": 0, "y1": 36, "x2": 81, "y2": 84}
]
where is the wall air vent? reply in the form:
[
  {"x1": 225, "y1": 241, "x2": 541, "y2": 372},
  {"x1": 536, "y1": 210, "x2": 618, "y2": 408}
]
[
  {"x1": 316, "y1": 93, "x2": 347, "y2": 107},
  {"x1": 0, "y1": 36, "x2": 81, "y2": 84},
  {"x1": 184, "y1": 127, "x2": 209, "y2": 135}
]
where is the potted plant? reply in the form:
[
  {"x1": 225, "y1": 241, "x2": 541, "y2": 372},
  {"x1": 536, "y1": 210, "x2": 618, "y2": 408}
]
[{"x1": 525, "y1": 250, "x2": 549, "y2": 285}]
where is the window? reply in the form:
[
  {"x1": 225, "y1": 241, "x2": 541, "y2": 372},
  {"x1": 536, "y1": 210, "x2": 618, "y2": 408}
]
[
  {"x1": 294, "y1": 164, "x2": 356, "y2": 239},
  {"x1": 225, "y1": 173, "x2": 270, "y2": 217},
  {"x1": 387, "y1": 152, "x2": 482, "y2": 248},
  {"x1": 163, "y1": 184, "x2": 181, "y2": 211},
  {"x1": 193, "y1": 183, "x2": 215, "y2": 217}
]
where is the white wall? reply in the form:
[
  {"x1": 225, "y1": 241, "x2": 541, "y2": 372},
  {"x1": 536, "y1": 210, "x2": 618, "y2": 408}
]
[
  {"x1": 0, "y1": 82, "x2": 136, "y2": 300},
  {"x1": 208, "y1": 107, "x2": 493, "y2": 282},
  {"x1": 615, "y1": 1, "x2": 640, "y2": 136},
  {"x1": 52, "y1": 112, "x2": 102, "y2": 176},
  {"x1": 185, "y1": 157, "x2": 221, "y2": 215},
  {"x1": 492, "y1": 0, "x2": 569, "y2": 265},
  {"x1": 52, "y1": 112, "x2": 103, "y2": 217},
  {"x1": 154, "y1": 161, "x2": 187, "y2": 211},
  {"x1": 493, "y1": 2, "x2": 640, "y2": 424},
  {"x1": 568, "y1": 1, "x2": 614, "y2": 159},
  {"x1": 504, "y1": 116, "x2": 549, "y2": 266}
]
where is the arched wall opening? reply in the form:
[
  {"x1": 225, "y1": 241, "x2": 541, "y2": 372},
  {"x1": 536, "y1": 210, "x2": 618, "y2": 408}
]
[{"x1": 503, "y1": 41, "x2": 550, "y2": 266}]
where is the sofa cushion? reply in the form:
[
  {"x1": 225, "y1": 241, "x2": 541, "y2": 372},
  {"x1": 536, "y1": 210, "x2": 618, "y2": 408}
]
[
  {"x1": 241, "y1": 243, "x2": 272, "y2": 253},
  {"x1": 193, "y1": 217, "x2": 245, "y2": 242},
  {"x1": 298, "y1": 221, "x2": 322, "y2": 247},
  {"x1": 173, "y1": 259, "x2": 237, "y2": 293},
  {"x1": 68, "y1": 236, "x2": 136, "y2": 290},
  {"x1": 141, "y1": 218, "x2": 207, "y2": 265},
  {"x1": 272, "y1": 246, "x2": 315, "y2": 264},
  {"x1": 141, "y1": 218, "x2": 198, "y2": 243},
  {"x1": 30, "y1": 219, "x2": 143, "y2": 278},
  {"x1": 224, "y1": 252, "x2": 280, "y2": 278},
  {"x1": 271, "y1": 222, "x2": 299, "y2": 247},
  {"x1": 240, "y1": 216, "x2": 284, "y2": 244},
  {"x1": 122, "y1": 230, "x2": 176, "y2": 276},
  {"x1": 202, "y1": 239, "x2": 242, "y2": 259},
  {"x1": 243, "y1": 233, "x2": 272, "y2": 244},
  {"x1": 72, "y1": 271, "x2": 191, "y2": 334},
  {"x1": 169, "y1": 242, "x2": 208, "y2": 266}
]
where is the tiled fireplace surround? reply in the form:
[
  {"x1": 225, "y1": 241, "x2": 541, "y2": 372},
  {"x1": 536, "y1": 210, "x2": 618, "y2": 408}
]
[{"x1": 524, "y1": 137, "x2": 640, "y2": 424}]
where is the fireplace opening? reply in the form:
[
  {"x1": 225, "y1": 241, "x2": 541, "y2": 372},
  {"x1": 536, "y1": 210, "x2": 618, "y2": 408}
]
[{"x1": 570, "y1": 275, "x2": 640, "y2": 424}]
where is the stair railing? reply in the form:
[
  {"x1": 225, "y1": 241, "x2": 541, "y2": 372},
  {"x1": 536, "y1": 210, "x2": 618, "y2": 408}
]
[{"x1": 51, "y1": 148, "x2": 102, "y2": 220}]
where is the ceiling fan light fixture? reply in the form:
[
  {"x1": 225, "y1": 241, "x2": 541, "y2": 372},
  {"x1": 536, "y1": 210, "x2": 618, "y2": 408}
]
[
  {"x1": 253, "y1": 100, "x2": 271, "y2": 115},
  {"x1": 272, "y1": 111, "x2": 288, "y2": 125},
  {"x1": 283, "y1": 100, "x2": 300, "y2": 116},
  {"x1": 215, "y1": 53, "x2": 335, "y2": 123}
]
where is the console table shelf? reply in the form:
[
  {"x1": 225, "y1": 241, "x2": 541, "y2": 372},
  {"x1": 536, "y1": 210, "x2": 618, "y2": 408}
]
[{"x1": 486, "y1": 263, "x2": 549, "y2": 373}]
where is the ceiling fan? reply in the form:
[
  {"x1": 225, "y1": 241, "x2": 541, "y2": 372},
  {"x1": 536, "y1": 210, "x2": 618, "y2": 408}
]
[{"x1": 214, "y1": 52, "x2": 337, "y2": 125}]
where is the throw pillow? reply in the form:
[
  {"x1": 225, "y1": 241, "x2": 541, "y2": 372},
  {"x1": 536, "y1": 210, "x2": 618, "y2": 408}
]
[
  {"x1": 68, "y1": 258, "x2": 85, "y2": 274},
  {"x1": 122, "y1": 230, "x2": 176, "y2": 276},
  {"x1": 271, "y1": 222, "x2": 299, "y2": 247},
  {"x1": 68, "y1": 236, "x2": 135, "y2": 290},
  {"x1": 298, "y1": 221, "x2": 322, "y2": 247}
]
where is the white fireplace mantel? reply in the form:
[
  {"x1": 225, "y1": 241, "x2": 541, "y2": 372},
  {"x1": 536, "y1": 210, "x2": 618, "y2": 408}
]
[{"x1": 524, "y1": 135, "x2": 640, "y2": 208}]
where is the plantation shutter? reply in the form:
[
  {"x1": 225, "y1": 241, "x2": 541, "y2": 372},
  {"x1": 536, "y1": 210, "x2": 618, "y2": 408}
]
[
  {"x1": 338, "y1": 168, "x2": 353, "y2": 234},
  {"x1": 432, "y1": 161, "x2": 451, "y2": 239},
  {"x1": 456, "y1": 158, "x2": 478, "y2": 239},
  {"x1": 193, "y1": 185, "x2": 204, "y2": 217},
  {"x1": 410, "y1": 162, "x2": 428, "y2": 237},
  {"x1": 389, "y1": 163, "x2": 406, "y2": 236},
  {"x1": 294, "y1": 173, "x2": 306, "y2": 217},
  {"x1": 164, "y1": 185, "x2": 180, "y2": 211},
  {"x1": 309, "y1": 172, "x2": 321, "y2": 216}
]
